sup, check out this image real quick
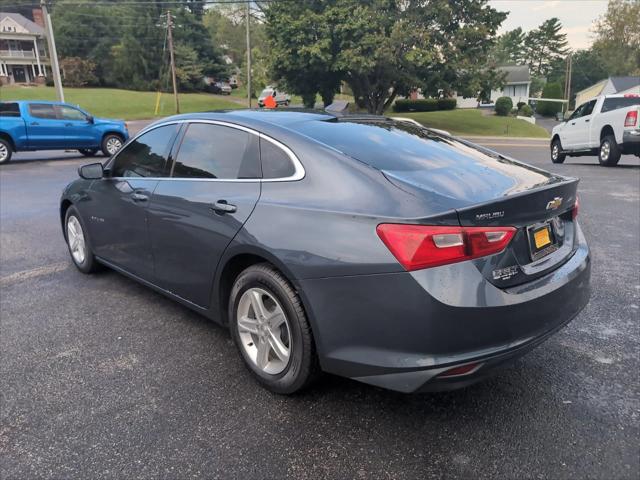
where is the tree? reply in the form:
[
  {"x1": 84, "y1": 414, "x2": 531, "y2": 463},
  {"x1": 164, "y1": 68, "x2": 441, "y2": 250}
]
[
  {"x1": 525, "y1": 18, "x2": 569, "y2": 76},
  {"x1": 490, "y1": 28, "x2": 525, "y2": 65},
  {"x1": 60, "y1": 57, "x2": 97, "y2": 87},
  {"x1": 592, "y1": 0, "x2": 640, "y2": 76},
  {"x1": 265, "y1": 0, "x2": 506, "y2": 114},
  {"x1": 536, "y1": 81, "x2": 563, "y2": 117}
]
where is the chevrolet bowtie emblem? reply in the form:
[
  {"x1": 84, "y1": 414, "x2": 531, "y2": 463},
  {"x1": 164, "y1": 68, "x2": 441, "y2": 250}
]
[{"x1": 546, "y1": 197, "x2": 563, "y2": 210}]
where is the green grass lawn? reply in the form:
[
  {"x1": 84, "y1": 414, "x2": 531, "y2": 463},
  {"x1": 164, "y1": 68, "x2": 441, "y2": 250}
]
[
  {"x1": 0, "y1": 86, "x2": 243, "y2": 120},
  {"x1": 400, "y1": 109, "x2": 549, "y2": 138}
]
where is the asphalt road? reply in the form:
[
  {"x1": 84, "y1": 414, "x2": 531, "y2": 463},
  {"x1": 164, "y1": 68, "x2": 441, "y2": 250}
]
[{"x1": 1, "y1": 131, "x2": 639, "y2": 479}]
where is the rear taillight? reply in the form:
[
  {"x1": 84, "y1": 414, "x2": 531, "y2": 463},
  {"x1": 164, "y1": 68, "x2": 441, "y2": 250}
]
[
  {"x1": 376, "y1": 224, "x2": 516, "y2": 271},
  {"x1": 572, "y1": 196, "x2": 579, "y2": 219},
  {"x1": 624, "y1": 110, "x2": 638, "y2": 127},
  {"x1": 436, "y1": 362, "x2": 483, "y2": 378}
]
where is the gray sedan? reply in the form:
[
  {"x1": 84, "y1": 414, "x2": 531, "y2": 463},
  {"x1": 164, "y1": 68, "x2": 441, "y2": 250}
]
[{"x1": 60, "y1": 110, "x2": 591, "y2": 394}]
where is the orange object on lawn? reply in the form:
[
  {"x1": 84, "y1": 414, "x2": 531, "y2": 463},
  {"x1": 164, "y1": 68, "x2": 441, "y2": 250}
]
[{"x1": 264, "y1": 95, "x2": 277, "y2": 109}]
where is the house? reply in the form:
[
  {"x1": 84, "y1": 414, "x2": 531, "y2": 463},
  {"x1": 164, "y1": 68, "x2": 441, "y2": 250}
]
[
  {"x1": 456, "y1": 65, "x2": 531, "y2": 109},
  {"x1": 0, "y1": 11, "x2": 49, "y2": 85},
  {"x1": 574, "y1": 76, "x2": 640, "y2": 107}
]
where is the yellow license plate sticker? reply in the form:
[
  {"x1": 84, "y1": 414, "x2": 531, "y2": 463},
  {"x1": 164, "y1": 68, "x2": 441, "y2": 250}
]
[{"x1": 534, "y1": 227, "x2": 551, "y2": 249}]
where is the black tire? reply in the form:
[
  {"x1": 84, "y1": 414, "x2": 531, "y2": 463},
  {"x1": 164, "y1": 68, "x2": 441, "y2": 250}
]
[
  {"x1": 101, "y1": 133, "x2": 124, "y2": 157},
  {"x1": 78, "y1": 148, "x2": 98, "y2": 157},
  {"x1": 598, "y1": 134, "x2": 621, "y2": 166},
  {"x1": 550, "y1": 138, "x2": 566, "y2": 164},
  {"x1": 64, "y1": 206, "x2": 101, "y2": 274},
  {"x1": 0, "y1": 138, "x2": 12, "y2": 164},
  {"x1": 229, "y1": 263, "x2": 319, "y2": 394}
]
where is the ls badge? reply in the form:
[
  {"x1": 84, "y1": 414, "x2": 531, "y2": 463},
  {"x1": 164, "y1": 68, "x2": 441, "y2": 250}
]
[{"x1": 546, "y1": 197, "x2": 563, "y2": 211}]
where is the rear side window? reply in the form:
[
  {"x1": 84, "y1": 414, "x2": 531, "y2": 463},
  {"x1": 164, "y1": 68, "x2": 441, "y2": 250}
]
[
  {"x1": 0, "y1": 103, "x2": 20, "y2": 117},
  {"x1": 111, "y1": 124, "x2": 179, "y2": 178},
  {"x1": 601, "y1": 96, "x2": 640, "y2": 113},
  {"x1": 29, "y1": 104, "x2": 57, "y2": 119},
  {"x1": 171, "y1": 123, "x2": 259, "y2": 179},
  {"x1": 260, "y1": 137, "x2": 295, "y2": 178}
]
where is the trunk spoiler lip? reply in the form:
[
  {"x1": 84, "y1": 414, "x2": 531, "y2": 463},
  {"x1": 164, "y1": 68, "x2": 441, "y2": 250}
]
[{"x1": 454, "y1": 176, "x2": 579, "y2": 218}]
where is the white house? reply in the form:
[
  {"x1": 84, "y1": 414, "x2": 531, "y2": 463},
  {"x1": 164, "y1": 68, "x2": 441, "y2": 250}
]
[
  {"x1": 0, "y1": 11, "x2": 49, "y2": 85},
  {"x1": 456, "y1": 65, "x2": 531, "y2": 109},
  {"x1": 574, "y1": 76, "x2": 640, "y2": 107}
]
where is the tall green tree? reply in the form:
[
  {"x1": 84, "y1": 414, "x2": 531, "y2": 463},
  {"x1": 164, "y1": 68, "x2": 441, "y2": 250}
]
[
  {"x1": 592, "y1": 0, "x2": 640, "y2": 76},
  {"x1": 524, "y1": 18, "x2": 569, "y2": 76},
  {"x1": 265, "y1": 0, "x2": 505, "y2": 114},
  {"x1": 490, "y1": 28, "x2": 526, "y2": 65}
]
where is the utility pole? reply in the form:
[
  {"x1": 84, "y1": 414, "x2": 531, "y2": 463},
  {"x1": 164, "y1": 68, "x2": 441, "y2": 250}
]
[
  {"x1": 167, "y1": 10, "x2": 179, "y2": 114},
  {"x1": 41, "y1": 0, "x2": 63, "y2": 102},
  {"x1": 246, "y1": 1, "x2": 252, "y2": 108},
  {"x1": 563, "y1": 53, "x2": 572, "y2": 114}
]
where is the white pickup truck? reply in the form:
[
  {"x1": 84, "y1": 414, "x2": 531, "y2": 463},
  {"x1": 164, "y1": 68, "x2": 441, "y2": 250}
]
[{"x1": 550, "y1": 93, "x2": 640, "y2": 166}]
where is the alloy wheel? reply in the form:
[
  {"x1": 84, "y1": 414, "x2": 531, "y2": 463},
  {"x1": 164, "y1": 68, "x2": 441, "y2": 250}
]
[
  {"x1": 552, "y1": 144, "x2": 559, "y2": 161},
  {"x1": 106, "y1": 137, "x2": 122, "y2": 155},
  {"x1": 0, "y1": 143, "x2": 8, "y2": 162},
  {"x1": 600, "y1": 141, "x2": 610, "y2": 161},
  {"x1": 67, "y1": 216, "x2": 86, "y2": 264},
  {"x1": 237, "y1": 287, "x2": 291, "y2": 375}
]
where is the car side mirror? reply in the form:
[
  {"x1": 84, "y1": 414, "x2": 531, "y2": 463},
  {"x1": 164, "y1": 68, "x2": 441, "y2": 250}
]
[
  {"x1": 78, "y1": 162, "x2": 104, "y2": 179},
  {"x1": 87, "y1": 115, "x2": 94, "y2": 124}
]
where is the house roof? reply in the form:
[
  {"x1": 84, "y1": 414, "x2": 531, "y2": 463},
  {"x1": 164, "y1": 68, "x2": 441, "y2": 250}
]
[
  {"x1": 498, "y1": 65, "x2": 530, "y2": 84},
  {"x1": 610, "y1": 76, "x2": 640, "y2": 93},
  {"x1": 0, "y1": 12, "x2": 45, "y2": 35}
]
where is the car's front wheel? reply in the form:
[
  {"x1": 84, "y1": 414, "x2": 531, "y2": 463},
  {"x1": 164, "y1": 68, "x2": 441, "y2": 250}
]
[
  {"x1": 65, "y1": 206, "x2": 101, "y2": 273},
  {"x1": 101, "y1": 134, "x2": 124, "y2": 157},
  {"x1": 0, "y1": 138, "x2": 13, "y2": 164},
  {"x1": 78, "y1": 148, "x2": 98, "y2": 157},
  {"x1": 229, "y1": 264, "x2": 319, "y2": 394},
  {"x1": 550, "y1": 138, "x2": 566, "y2": 164},
  {"x1": 598, "y1": 135, "x2": 621, "y2": 166}
]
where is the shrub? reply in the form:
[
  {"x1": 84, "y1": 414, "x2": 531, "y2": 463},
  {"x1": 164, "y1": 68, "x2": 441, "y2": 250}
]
[
  {"x1": 437, "y1": 98, "x2": 457, "y2": 110},
  {"x1": 519, "y1": 104, "x2": 533, "y2": 117},
  {"x1": 494, "y1": 96, "x2": 513, "y2": 116},
  {"x1": 536, "y1": 82, "x2": 563, "y2": 117},
  {"x1": 60, "y1": 57, "x2": 97, "y2": 87}
]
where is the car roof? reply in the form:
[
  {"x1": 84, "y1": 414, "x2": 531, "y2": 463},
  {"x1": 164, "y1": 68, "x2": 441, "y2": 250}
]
[{"x1": 157, "y1": 109, "x2": 338, "y2": 128}]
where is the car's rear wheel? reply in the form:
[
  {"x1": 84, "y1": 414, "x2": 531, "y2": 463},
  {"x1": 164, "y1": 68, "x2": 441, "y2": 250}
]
[
  {"x1": 78, "y1": 148, "x2": 98, "y2": 157},
  {"x1": 0, "y1": 138, "x2": 12, "y2": 164},
  {"x1": 65, "y1": 206, "x2": 101, "y2": 273},
  {"x1": 101, "y1": 134, "x2": 124, "y2": 157},
  {"x1": 229, "y1": 263, "x2": 319, "y2": 394},
  {"x1": 551, "y1": 138, "x2": 565, "y2": 164},
  {"x1": 598, "y1": 135, "x2": 621, "y2": 166}
]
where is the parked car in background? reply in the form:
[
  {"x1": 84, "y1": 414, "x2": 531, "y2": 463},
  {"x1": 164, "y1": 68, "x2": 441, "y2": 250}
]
[
  {"x1": 216, "y1": 82, "x2": 232, "y2": 95},
  {"x1": 0, "y1": 101, "x2": 128, "y2": 164},
  {"x1": 60, "y1": 110, "x2": 590, "y2": 394},
  {"x1": 551, "y1": 94, "x2": 640, "y2": 166},
  {"x1": 258, "y1": 87, "x2": 290, "y2": 107}
]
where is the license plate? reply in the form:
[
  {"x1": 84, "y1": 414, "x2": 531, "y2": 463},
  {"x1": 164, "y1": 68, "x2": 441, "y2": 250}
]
[{"x1": 533, "y1": 227, "x2": 551, "y2": 249}]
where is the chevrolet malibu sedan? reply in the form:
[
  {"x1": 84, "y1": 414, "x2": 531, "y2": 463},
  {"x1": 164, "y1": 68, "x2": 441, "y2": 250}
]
[{"x1": 60, "y1": 110, "x2": 591, "y2": 394}]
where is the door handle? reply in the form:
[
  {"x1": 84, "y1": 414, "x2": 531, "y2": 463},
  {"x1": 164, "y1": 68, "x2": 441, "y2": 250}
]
[
  {"x1": 131, "y1": 192, "x2": 149, "y2": 202},
  {"x1": 585, "y1": 119, "x2": 590, "y2": 123},
  {"x1": 570, "y1": 122, "x2": 575, "y2": 125},
  {"x1": 30, "y1": 122, "x2": 39, "y2": 126},
  {"x1": 211, "y1": 200, "x2": 237, "y2": 214},
  {"x1": 65, "y1": 123, "x2": 73, "y2": 127}
]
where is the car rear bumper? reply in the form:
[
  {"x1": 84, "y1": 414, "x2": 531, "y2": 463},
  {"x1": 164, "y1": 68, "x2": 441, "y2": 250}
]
[
  {"x1": 622, "y1": 129, "x2": 640, "y2": 154},
  {"x1": 299, "y1": 224, "x2": 591, "y2": 393}
]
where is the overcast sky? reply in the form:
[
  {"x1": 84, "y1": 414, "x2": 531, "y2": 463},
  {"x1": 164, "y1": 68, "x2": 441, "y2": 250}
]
[{"x1": 489, "y1": 0, "x2": 609, "y2": 50}]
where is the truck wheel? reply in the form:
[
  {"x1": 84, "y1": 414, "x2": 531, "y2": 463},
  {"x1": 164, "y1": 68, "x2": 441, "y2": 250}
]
[
  {"x1": 101, "y1": 134, "x2": 124, "y2": 157},
  {"x1": 78, "y1": 148, "x2": 98, "y2": 157},
  {"x1": 0, "y1": 138, "x2": 12, "y2": 164},
  {"x1": 550, "y1": 138, "x2": 565, "y2": 164},
  {"x1": 598, "y1": 135, "x2": 621, "y2": 167}
]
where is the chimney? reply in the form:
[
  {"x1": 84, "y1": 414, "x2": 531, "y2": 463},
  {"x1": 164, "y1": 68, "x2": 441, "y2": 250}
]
[{"x1": 32, "y1": 8, "x2": 45, "y2": 29}]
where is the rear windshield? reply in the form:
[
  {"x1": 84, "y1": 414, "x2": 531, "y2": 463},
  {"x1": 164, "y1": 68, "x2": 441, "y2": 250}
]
[
  {"x1": 601, "y1": 96, "x2": 640, "y2": 113},
  {"x1": 294, "y1": 119, "x2": 460, "y2": 171},
  {"x1": 0, "y1": 102, "x2": 20, "y2": 117}
]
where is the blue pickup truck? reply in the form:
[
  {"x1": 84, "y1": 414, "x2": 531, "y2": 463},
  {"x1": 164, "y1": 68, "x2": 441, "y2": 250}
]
[{"x1": 0, "y1": 101, "x2": 129, "y2": 164}]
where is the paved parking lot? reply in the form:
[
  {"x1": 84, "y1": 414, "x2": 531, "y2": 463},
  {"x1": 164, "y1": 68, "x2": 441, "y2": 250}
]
[{"x1": 1, "y1": 133, "x2": 639, "y2": 479}]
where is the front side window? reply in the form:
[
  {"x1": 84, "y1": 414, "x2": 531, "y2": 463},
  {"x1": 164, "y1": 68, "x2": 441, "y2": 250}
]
[
  {"x1": 260, "y1": 137, "x2": 295, "y2": 179},
  {"x1": 569, "y1": 104, "x2": 586, "y2": 120},
  {"x1": 583, "y1": 100, "x2": 597, "y2": 116},
  {"x1": 56, "y1": 106, "x2": 87, "y2": 121},
  {"x1": 111, "y1": 124, "x2": 179, "y2": 178},
  {"x1": 171, "y1": 123, "x2": 259, "y2": 179},
  {"x1": 29, "y1": 104, "x2": 57, "y2": 119}
]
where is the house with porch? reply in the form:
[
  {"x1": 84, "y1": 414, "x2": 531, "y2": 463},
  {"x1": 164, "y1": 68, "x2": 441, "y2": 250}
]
[{"x1": 0, "y1": 11, "x2": 49, "y2": 85}]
